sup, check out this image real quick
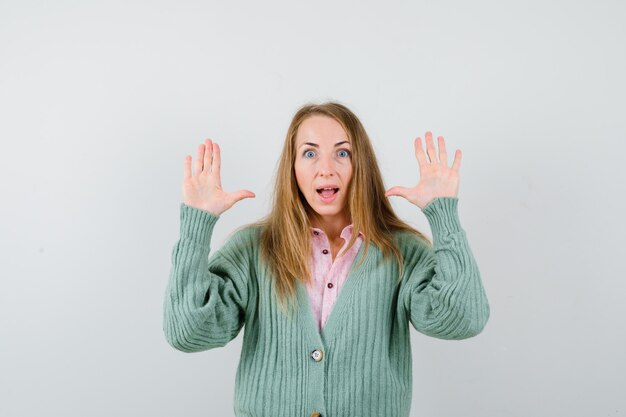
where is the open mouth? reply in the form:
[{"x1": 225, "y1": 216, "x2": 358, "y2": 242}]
[{"x1": 316, "y1": 187, "x2": 339, "y2": 196}]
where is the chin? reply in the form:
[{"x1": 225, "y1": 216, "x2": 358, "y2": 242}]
[
  {"x1": 309, "y1": 201, "x2": 346, "y2": 217},
  {"x1": 313, "y1": 208, "x2": 342, "y2": 217}
]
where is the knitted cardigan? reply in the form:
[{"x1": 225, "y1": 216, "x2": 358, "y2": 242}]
[{"x1": 163, "y1": 196, "x2": 490, "y2": 417}]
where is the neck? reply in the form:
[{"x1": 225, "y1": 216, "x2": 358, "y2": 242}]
[{"x1": 310, "y1": 212, "x2": 351, "y2": 241}]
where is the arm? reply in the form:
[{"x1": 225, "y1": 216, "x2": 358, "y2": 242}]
[
  {"x1": 163, "y1": 203, "x2": 251, "y2": 352},
  {"x1": 402, "y1": 197, "x2": 490, "y2": 340}
]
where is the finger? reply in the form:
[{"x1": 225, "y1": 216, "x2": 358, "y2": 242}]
[
  {"x1": 414, "y1": 137, "x2": 428, "y2": 168},
  {"x1": 425, "y1": 131, "x2": 437, "y2": 163},
  {"x1": 232, "y1": 190, "x2": 256, "y2": 202},
  {"x1": 213, "y1": 142, "x2": 222, "y2": 186},
  {"x1": 384, "y1": 186, "x2": 407, "y2": 197},
  {"x1": 451, "y1": 149, "x2": 462, "y2": 172},
  {"x1": 438, "y1": 136, "x2": 448, "y2": 166},
  {"x1": 203, "y1": 139, "x2": 213, "y2": 175},
  {"x1": 183, "y1": 155, "x2": 192, "y2": 179},
  {"x1": 195, "y1": 144, "x2": 204, "y2": 176}
]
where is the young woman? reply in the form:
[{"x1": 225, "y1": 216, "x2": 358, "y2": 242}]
[{"x1": 163, "y1": 102, "x2": 490, "y2": 417}]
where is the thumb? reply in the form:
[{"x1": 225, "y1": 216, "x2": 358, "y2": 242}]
[
  {"x1": 232, "y1": 190, "x2": 256, "y2": 202},
  {"x1": 385, "y1": 186, "x2": 408, "y2": 198}
]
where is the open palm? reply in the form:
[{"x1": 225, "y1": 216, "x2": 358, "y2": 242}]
[
  {"x1": 385, "y1": 131, "x2": 461, "y2": 209},
  {"x1": 182, "y1": 139, "x2": 255, "y2": 216}
]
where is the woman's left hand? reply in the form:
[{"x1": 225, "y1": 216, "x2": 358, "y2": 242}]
[{"x1": 385, "y1": 131, "x2": 461, "y2": 210}]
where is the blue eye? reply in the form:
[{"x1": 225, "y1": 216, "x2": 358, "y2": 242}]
[{"x1": 302, "y1": 149, "x2": 351, "y2": 158}]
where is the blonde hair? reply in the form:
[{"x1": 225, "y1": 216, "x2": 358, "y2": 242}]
[{"x1": 241, "y1": 101, "x2": 431, "y2": 316}]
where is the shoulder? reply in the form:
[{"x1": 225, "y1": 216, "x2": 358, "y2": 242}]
[
  {"x1": 232, "y1": 223, "x2": 263, "y2": 241},
  {"x1": 205, "y1": 226, "x2": 263, "y2": 274},
  {"x1": 215, "y1": 223, "x2": 263, "y2": 259},
  {"x1": 391, "y1": 229, "x2": 434, "y2": 266},
  {"x1": 225, "y1": 223, "x2": 262, "y2": 247},
  {"x1": 392, "y1": 229, "x2": 431, "y2": 251}
]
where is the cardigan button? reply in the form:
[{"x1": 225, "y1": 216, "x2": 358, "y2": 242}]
[
  {"x1": 311, "y1": 349, "x2": 323, "y2": 362},
  {"x1": 327, "y1": 282, "x2": 333, "y2": 289},
  {"x1": 310, "y1": 412, "x2": 322, "y2": 417},
  {"x1": 322, "y1": 249, "x2": 329, "y2": 254}
]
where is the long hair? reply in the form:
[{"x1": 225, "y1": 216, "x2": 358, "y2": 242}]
[{"x1": 242, "y1": 101, "x2": 431, "y2": 316}]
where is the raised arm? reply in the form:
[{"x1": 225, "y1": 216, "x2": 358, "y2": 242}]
[
  {"x1": 387, "y1": 131, "x2": 489, "y2": 339},
  {"x1": 163, "y1": 138, "x2": 256, "y2": 352},
  {"x1": 163, "y1": 205, "x2": 255, "y2": 351},
  {"x1": 400, "y1": 197, "x2": 490, "y2": 340}
]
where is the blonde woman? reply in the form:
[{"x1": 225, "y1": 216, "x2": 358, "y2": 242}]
[{"x1": 163, "y1": 101, "x2": 490, "y2": 417}]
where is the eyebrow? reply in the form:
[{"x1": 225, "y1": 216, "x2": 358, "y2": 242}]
[{"x1": 298, "y1": 140, "x2": 351, "y2": 149}]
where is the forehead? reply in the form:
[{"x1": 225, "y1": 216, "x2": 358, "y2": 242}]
[{"x1": 296, "y1": 115, "x2": 349, "y2": 144}]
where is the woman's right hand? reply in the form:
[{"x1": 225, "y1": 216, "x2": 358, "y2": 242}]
[{"x1": 182, "y1": 139, "x2": 256, "y2": 216}]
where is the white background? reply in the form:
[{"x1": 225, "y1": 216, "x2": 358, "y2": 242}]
[{"x1": 1, "y1": 1, "x2": 624, "y2": 416}]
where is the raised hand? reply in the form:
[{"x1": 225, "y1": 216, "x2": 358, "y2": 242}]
[
  {"x1": 182, "y1": 139, "x2": 255, "y2": 216},
  {"x1": 385, "y1": 131, "x2": 461, "y2": 210}
]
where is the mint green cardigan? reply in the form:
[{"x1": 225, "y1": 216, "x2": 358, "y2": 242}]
[{"x1": 163, "y1": 197, "x2": 490, "y2": 417}]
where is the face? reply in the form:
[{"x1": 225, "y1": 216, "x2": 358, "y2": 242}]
[{"x1": 294, "y1": 114, "x2": 353, "y2": 225}]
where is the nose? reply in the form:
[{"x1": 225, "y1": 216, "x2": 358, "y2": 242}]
[{"x1": 317, "y1": 153, "x2": 336, "y2": 176}]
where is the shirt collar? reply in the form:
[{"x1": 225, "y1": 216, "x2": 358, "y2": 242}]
[{"x1": 310, "y1": 224, "x2": 365, "y2": 240}]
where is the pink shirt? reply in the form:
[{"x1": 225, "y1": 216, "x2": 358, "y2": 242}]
[{"x1": 305, "y1": 224, "x2": 364, "y2": 332}]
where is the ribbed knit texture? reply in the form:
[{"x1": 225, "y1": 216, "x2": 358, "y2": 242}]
[{"x1": 163, "y1": 196, "x2": 490, "y2": 417}]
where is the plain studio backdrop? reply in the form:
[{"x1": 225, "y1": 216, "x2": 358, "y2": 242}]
[{"x1": 1, "y1": 1, "x2": 624, "y2": 416}]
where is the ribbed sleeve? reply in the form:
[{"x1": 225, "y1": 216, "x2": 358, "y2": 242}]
[
  {"x1": 163, "y1": 203, "x2": 250, "y2": 352},
  {"x1": 178, "y1": 202, "x2": 220, "y2": 246},
  {"x1": 404, "y1": 197, "x2": 490, "y2": 339}
]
